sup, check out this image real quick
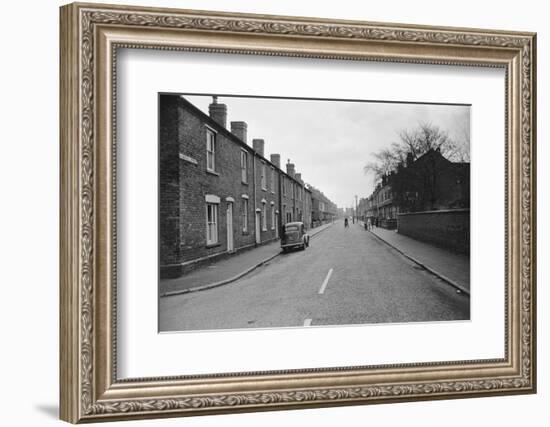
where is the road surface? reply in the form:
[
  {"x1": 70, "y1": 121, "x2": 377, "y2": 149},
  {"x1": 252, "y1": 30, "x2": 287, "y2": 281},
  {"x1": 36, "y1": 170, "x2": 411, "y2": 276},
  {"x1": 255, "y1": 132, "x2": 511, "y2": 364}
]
[{"x1": 159, "y1": 220, "x2": 469, "y2": 332}]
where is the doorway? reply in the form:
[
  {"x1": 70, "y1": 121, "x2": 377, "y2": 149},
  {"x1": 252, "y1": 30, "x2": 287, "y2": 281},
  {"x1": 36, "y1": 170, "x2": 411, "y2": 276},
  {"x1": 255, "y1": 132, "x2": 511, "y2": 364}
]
[
  {"x1": 255, "y1": 210, "x2": 261, "y2": 244},
  {"x1": 226, "y1": 202, "x2": 234, "y2": 252}
]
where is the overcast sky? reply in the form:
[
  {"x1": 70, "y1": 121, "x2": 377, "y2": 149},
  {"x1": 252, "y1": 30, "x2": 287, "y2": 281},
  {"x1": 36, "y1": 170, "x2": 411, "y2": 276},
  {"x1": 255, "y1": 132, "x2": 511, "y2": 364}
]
[{"x1": 182, "y1": 94, "x2": 470, "y2": 210}]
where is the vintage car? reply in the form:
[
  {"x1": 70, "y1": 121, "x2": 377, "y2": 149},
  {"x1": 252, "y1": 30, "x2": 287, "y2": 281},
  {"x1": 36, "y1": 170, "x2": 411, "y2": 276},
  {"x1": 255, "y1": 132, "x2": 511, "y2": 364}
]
[{"x1": 280, "y1": 221, "x2": 310, "y2": 252}]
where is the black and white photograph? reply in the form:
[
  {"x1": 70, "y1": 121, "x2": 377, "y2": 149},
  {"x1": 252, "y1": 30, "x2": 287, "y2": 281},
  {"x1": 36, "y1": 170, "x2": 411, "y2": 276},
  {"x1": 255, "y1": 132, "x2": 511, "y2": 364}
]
[{"x1": 158, "y1": 93, "x2": 471, "y2": 332}]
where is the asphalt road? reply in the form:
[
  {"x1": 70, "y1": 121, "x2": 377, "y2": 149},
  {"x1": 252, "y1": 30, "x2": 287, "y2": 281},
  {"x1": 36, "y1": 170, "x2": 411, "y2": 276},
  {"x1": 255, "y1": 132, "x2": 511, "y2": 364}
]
[{"x1": 159, "y1": 220, "x2": 469, "y2": 332}]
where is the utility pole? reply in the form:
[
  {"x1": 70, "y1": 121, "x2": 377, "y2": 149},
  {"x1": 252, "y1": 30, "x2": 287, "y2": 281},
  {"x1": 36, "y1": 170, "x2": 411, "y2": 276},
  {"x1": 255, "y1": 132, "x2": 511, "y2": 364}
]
[{"x1": 354, "y1": 195, "x2": 358, "y2": 224}]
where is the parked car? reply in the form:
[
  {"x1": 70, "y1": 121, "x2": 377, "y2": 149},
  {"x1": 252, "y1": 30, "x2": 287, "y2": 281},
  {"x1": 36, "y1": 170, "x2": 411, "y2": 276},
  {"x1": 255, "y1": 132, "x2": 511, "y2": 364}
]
[{"x1": 281, "y1": 221, "x2": 310, "y2": 252}]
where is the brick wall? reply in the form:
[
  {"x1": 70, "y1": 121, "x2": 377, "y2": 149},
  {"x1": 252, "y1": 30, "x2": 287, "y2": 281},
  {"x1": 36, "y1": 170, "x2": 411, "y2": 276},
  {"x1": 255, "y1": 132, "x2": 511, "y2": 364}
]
[
  {"x1": 397, "y1": 209, "x2": 470, "y2": 254},
  {"x1": 280, "y1": 175, "x2": 293, "y2": 224},
  {"x1": 177, "y1": 106, "x2": 257, "y2": 265},
  {"x1": 160, "y1": 95, "x2": 286, "y2": 278},
  {"x1": 159, "y1": 94, "x2": 327, "y2": 278},
  {"x1": 253, "y1": 155, "x2": 279, "y2": 242},
  {"x1": 159, "y1": 95, "x2": 181, "y2": 272}
]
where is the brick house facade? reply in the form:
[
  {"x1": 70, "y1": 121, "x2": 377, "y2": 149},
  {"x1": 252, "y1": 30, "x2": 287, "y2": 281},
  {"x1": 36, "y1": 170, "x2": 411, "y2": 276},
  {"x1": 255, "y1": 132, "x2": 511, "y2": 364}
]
[
  {"x1": 363, "y1": 148, "x2": 470, "y2": 231},
  {"x1": 160, "y1": 95, "x2": 320, "y2": 278},
  {"x1": 309, "y1": 186, "x2": 338, "y2": 226}
]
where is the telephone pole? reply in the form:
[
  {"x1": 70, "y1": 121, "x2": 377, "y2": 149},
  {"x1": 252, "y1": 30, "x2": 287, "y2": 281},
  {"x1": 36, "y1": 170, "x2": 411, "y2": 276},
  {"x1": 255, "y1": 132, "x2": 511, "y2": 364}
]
[{"x1": 354, "y1": 195, "x2": 358, "y2": 224}]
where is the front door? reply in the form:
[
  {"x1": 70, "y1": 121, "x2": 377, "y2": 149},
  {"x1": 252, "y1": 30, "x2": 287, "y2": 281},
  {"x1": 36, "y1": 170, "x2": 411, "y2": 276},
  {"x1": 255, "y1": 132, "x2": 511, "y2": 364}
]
[
  {"x1": 226, "y1": 202, "x2": 234, "y2": 252},
  {"x1": 255, "y1": 211, "x2": 261, "y2": 244},
  {"x1": 275, "y1": 212, "x2": 279, "y2": 238}
]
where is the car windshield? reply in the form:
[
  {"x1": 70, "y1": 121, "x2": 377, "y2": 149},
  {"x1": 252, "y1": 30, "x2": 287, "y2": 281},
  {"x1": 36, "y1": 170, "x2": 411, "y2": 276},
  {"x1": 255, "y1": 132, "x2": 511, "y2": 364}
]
[{"x1": 285, "y1": 225, "x2": 299, "y2": 232}]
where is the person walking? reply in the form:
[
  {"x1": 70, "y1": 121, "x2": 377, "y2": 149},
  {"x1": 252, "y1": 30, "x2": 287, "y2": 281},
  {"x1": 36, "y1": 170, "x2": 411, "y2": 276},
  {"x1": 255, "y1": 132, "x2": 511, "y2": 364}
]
[{"x1": 344, "y1": 217, "x2": 349, "y2": 228}]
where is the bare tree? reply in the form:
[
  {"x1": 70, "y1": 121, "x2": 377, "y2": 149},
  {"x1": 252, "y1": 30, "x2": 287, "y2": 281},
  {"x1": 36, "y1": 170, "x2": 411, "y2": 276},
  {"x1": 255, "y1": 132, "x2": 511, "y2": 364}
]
[
  {"x1": 363, "y1": 146, "x2": 402, "y2": 181},
  {"x1": 365, "y1": 121, "x2": 470, "y2": 212},
  {"x1": 450, "y1": 121, "x2": 471, "y2": 163},
  {"x1": 364, "y1": 121, "x2": 468, "y2": 180}
]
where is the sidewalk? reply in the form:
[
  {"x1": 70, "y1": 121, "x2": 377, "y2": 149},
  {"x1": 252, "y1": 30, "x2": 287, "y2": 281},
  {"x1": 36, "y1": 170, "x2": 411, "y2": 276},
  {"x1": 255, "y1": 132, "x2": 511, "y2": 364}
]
[
  {"x1": 160, "y1": 221, "x2": 335, "y2": 297},
  {"x1": 368, "y1": 226, "x2": 470, "y2": 295}
]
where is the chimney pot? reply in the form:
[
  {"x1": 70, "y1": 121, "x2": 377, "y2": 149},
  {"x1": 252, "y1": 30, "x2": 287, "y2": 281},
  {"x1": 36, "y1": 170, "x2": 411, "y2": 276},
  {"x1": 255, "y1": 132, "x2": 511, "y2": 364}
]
[
  {"x1": 252, "y1": 139, "x2": 265, "y2": 157},
  {"x1": 286, "y1": 161, "x2": 295, "y2": 177},
  {"x1": 208, "y1": 97, "x2": 227, "y2": 128},
  {"x1": 230, "y1": 121, "x2": 247, "y2": 143},
  {"x1": 270, "y1": 154, "x2": 281, "y2": 169}
]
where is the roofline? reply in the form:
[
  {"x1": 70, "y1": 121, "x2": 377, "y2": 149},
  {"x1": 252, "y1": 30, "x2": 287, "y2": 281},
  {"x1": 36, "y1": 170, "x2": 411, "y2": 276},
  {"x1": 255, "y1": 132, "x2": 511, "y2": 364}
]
[{"x1": 172, "y1": 94, "x2": 307, "y2": 187}]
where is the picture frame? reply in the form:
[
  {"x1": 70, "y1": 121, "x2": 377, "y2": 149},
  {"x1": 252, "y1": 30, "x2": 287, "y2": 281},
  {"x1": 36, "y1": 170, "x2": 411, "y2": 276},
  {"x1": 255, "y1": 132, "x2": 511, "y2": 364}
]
[{"x1": 59, "y1": 2, "x2": 536, "y2": 423}]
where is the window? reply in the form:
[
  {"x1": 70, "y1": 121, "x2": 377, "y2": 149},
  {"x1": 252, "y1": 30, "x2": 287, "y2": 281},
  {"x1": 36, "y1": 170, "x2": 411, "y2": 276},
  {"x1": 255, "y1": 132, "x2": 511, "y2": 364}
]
[
  {"x1": 206, "y1": 203, "x2": 218, "y2": 245},
  {"x1": 262, "y1": 202, "x2": 267, "y2": 231},
  {"x1": 271, "y1": 204, "x2": 275, "y2": 230},
  {"x1": 206, "y1": 128, "x2": 216, "y2": 172},
  {"x1": 240, "y1": 150, "x2": 248, "y2": 183},
  {"x1": 271, "y1": 167, "x2": 275, "y2": 193},
  {"x1": 282, "y1": 177, "x2": 286, "y2": 196},
  {"x1": 261, "y1": 162, "x2": 266, "y2": 190},
  {"x1": 241, "y1": 197, "x2": 248, "y2": 232}
]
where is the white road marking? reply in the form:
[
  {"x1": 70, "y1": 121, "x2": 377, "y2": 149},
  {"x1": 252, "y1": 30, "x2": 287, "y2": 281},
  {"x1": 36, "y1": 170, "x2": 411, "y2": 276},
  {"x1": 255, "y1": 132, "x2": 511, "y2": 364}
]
[
  {"x1": 303, "y1": 318, "x2": 312, "y2": 327},
  {"x1": 318, "y1": 268, "x2": 334, "y2": 295}
]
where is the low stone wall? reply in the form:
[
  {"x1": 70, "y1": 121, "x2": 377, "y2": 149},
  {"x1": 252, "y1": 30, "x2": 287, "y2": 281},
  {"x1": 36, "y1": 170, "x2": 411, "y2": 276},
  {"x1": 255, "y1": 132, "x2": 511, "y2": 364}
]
[{"x1": 397, "y1": 209, "x2": 470, "y2": 254}]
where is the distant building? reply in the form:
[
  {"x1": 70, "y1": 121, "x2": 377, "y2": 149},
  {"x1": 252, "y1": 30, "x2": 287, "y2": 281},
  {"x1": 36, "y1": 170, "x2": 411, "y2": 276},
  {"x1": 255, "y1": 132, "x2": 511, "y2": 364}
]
[
  {"x1": 362, "y1": 148, "x2": 470, "y2": 252},
  {"x1": 363, "y1": 148, "x2": 469, "y2": 228},
  {"x1": 392, "y1": 149, "x2": 470, "y2": 213},
  {"x1": 309, "y1": 186, "x2": 338, "y2": 226},
  {"x1": 159, "y1": 95, "x2": 330, "y2": 278}
]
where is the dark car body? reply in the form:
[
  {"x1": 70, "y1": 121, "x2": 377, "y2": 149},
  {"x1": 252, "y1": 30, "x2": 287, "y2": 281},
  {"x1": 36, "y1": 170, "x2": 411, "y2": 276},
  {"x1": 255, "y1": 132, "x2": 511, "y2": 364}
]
[{"x1": 280, "y1": 221, "x2": 310, "y2": 252}]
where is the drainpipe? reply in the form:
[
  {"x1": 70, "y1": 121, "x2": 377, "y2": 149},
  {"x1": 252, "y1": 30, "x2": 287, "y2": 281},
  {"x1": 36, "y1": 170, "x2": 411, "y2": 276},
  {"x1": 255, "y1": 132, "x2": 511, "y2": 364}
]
[
  {"x1": 252, "y1": 152, "x2": 257, "y2": 245},
  {"x1": 278, "y1": 173, "x2": 282, "y2": 237}
]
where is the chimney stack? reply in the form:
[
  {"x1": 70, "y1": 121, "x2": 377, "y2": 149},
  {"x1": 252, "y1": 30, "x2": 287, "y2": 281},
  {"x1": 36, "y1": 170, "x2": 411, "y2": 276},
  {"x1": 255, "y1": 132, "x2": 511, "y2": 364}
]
[
  {"x1": 252, "y1": 139, "x2": 265, "y2": 157},
  {"x1": 230, "y1": 121, "x2": 247, "y2": 143},
  {"x1": 286, "y1": 160, "x2": 295, "y2": 177},
  {"x1": 208, "y1": 96, "x2": 227, "y2": 128},
  {"x1": 270, "y1": 154, "x2": 281, "y2": 169},
  {"x1": 295, "y1": 172, "x2": 302, "y2": 183}
]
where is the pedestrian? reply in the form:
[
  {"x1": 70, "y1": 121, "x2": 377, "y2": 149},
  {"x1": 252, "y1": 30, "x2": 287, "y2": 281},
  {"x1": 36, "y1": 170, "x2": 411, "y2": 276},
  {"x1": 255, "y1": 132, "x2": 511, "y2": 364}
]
[
  {"x1": 367, "y1": 217, "x2": 371, "y2": 230},
  {"x1": 344, "y1": 217, "x2": 349, "y2": 228}
]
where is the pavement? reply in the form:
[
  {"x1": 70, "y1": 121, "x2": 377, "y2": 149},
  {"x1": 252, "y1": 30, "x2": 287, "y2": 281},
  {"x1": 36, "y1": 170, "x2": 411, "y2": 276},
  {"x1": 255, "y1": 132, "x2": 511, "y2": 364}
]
[
  {"x1": 159, "y1": 220, "x2": 469, "y2": 332},
  {"x1": 367, "y1": 226, "x2": 470, "y2": 295},
  {"x1": 160, "y1": 221, "x2": 335, "y2": 296}
]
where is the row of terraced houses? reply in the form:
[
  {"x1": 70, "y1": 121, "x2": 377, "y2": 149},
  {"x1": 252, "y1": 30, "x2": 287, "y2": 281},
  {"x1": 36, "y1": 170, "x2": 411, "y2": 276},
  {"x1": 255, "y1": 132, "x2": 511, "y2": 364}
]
[{"x1": 159, "y1": 94, "x2": 338, "y2": 278}]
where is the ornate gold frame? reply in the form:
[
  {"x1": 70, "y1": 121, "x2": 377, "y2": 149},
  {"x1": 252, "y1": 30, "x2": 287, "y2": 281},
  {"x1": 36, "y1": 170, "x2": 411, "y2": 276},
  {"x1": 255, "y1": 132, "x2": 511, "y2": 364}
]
[{"x1": 60, "y1": 2, "x2": 537, "y2": 423}]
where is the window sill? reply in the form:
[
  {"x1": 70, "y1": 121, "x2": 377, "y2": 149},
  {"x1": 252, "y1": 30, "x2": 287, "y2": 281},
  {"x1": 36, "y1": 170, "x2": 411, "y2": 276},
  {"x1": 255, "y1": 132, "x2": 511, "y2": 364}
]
[
  {"x1": 242, "y1": 231, "x2": 250, "y2": 235},
  {"x1": 206, "y1": 242, "x2": 221, "y2": 248},
  {"x1": 206, "y1": 169, "x2": 220, "y2": 176},
  {"x1": 241, "y1": 181, "x2": 249, "y2": 185}
]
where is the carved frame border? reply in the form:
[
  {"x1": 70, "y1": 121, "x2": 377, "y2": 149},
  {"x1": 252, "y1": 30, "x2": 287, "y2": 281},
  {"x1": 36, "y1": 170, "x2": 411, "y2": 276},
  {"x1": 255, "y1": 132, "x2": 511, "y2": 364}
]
[{"x1": 60, "y1": 2, "x2": 536, "y2": 423}]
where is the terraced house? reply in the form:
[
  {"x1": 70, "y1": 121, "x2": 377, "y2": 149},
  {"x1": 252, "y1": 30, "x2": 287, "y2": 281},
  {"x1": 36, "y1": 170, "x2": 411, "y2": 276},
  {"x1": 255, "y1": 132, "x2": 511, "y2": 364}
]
[{"x1": 159, "y1": 95, "x2": 322, "y2": 278}]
